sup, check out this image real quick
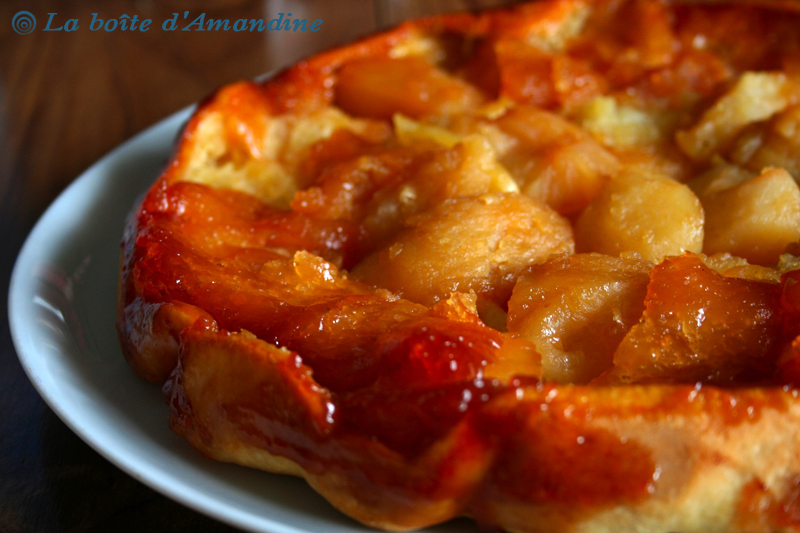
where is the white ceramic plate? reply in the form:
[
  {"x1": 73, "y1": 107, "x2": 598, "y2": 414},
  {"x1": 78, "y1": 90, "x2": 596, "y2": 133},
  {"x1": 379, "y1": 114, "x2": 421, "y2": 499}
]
[{"x1": 8, "y1": 106, "x2": 478, "y2": 533}]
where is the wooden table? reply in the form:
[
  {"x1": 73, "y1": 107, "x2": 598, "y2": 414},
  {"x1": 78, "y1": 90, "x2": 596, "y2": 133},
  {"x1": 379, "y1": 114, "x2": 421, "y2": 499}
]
[{"x1": 0, "y1": 1, "x2": 516, "y2": 531}]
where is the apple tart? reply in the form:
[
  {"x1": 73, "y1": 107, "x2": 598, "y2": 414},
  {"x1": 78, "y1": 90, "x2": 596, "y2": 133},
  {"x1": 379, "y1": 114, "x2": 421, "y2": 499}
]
[{"x1": 118, "y1": 0, "x2": 800, "y2": 531}]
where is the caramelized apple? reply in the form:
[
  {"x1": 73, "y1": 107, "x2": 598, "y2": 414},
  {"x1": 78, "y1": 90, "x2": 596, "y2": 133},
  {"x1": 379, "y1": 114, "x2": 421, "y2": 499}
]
[
  {"x1": 169, "y1": 328, "x2": 336, "y2": 449},
  {"x1": 294, "y1": 130, "x2": 521, "y2": 256},
  {"x1": 133, "y1": 212, "x2": 371, "y2": 348},
  {"x1": 777, "y1": 269, "x2": 800, "y2": 385},
  {"x1": 336, "y1": 56, "x2": 484, "y2": 120},
  {"x1": 279, "y1": 296, "x2": 430, "y2": 392},
  {"x1": 338, "y1": 316, "x2": 532, "y2": 455},
  {"x1": 360, "y1": 134, "x2": 519, "y2": 250},
  {"x1": 676, "y1": 72, "x2": 800, "y2": 161},
  {"x1": 351, "y1": 193, "x2": 574, "y2": 306},
  {"x1": 143, "y1": 180, "x2": 360, "y2": 265},
  {"x1": 118, "y1": 299, "x2": 218, "y2": 384},
  {"x1": 605, "y1": 253, "x2": 783, "y2": 384},
  {"x1": 575, "y1": 170, "x2": 704, "y2": 263},
  {"x1": 693, "y1": 166, "x2": 800, "y2": 265},
  {"x1": 508, "y1": 253, "x2": 650, "y2": 383},
  {"x1": 494, "y1": 40, "x2": 605, "y2": 110},
  {"x1": 497, "y1": 105, "x2": 619, "y2": 215},
  {"x1": 731, "y1": 105, "x2": 800, "y2": 179}
]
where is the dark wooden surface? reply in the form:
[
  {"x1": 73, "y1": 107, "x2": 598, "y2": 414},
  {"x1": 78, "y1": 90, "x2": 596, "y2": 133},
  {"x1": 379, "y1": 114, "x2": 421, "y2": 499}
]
[{"x1": 0, "y1": 1, "x2": 517, "y2": 531}]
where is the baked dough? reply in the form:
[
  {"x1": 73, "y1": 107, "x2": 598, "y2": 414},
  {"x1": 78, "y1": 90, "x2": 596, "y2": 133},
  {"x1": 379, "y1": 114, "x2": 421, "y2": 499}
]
[{"x1": 118, "y1": 1, "x2": 800, "y2": 531}]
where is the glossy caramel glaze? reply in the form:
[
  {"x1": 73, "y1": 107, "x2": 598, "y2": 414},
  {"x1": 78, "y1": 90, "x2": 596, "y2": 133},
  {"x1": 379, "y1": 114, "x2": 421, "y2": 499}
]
[{"x1": 119, "y1": 1, "x2": 800, "y2": 531}]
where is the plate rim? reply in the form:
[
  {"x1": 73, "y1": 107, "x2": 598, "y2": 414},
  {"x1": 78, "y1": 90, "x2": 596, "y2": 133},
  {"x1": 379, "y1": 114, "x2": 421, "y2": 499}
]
[{"x1": 6, "y1": 103, "x2": 341, "y2": 533}]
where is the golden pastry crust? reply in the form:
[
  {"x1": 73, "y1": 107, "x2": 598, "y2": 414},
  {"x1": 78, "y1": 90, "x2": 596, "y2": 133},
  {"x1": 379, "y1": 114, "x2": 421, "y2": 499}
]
[{"x1": 118, "y1": 1, "x2": 800, "y2": 531}]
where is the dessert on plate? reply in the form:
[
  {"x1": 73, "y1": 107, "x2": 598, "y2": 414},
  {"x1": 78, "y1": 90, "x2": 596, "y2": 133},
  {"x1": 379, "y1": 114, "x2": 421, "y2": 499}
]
[{"x1": 118, "y1": 0, "x2": 800, "y2": 531}]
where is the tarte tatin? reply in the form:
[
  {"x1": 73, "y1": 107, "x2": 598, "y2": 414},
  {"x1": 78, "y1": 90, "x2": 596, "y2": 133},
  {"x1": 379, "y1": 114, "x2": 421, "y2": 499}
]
[{"x1": 118, "y1": 0, "x2": 800, "y2": 531}]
